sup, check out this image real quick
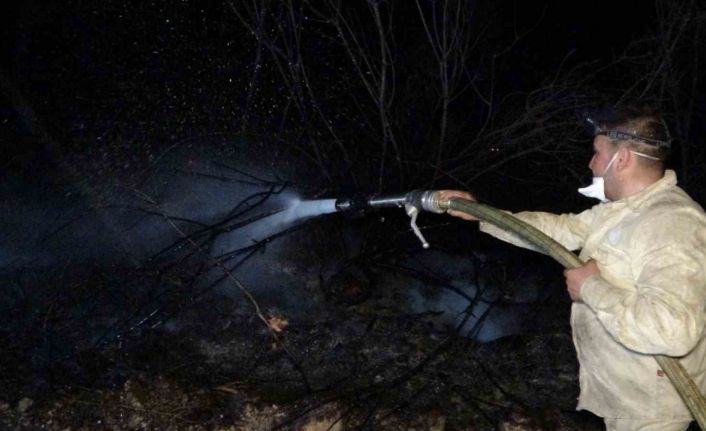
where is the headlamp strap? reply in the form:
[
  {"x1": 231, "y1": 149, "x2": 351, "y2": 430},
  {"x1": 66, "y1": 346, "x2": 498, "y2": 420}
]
[{"x1": 596, "y1": 130, "x2": 669, "y2": 148}]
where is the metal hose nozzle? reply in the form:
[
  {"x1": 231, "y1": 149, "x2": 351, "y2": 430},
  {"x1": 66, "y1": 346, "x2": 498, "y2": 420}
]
[
  {"x1": 334, "y1": 190, "x2": 446, "y2": 214},
  {"x1": 334, "y1": 190, "x2": 447, "y2": 248},
  {"x1": 406, "y1": 190, "x2": 447, "y2": 214}
]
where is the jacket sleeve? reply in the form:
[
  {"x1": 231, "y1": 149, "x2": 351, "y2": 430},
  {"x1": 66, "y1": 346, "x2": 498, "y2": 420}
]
[
  {"x1": 479, "y1": 208, "x2": 596, "y2": 252},
  {"x1": 581, "y1": 213, "x2": 706, "y2": 356}
]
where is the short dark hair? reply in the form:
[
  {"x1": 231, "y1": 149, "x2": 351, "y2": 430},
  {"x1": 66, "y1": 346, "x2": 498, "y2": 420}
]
[{"x1": 587, "y1": 105, "x2": 671, "y2": 161}]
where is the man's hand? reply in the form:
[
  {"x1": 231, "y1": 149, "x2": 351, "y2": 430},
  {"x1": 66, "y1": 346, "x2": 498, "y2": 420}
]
[
  {"x1": 437, "y1": 190, "x2": 478, "y2": 221},
  {"x1": 564, "y1": 260, "x2": 600, "y2": 302}
]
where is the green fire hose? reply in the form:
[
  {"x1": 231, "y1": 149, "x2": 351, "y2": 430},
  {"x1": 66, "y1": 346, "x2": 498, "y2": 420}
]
[{"x1": 444, "y1": 198, "x2": 706, "y2": 427}]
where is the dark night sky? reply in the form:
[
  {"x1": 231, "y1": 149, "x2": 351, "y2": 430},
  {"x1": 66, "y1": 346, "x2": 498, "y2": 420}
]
[
  {"x1": 0, "y1": 1, "x2": 670, "y2": 157},
  {"x1": 1, "y1": 0, "x2": 705, "y2": 245},
  {"x1": 0, "y1": 0, "x2": 662, "y2": 133}
]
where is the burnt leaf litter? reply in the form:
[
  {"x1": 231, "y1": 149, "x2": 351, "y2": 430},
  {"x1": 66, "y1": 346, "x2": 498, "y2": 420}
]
[
  {"x1": 1, "y1": 219, "x2": 590, "y2": 429},
  {"x1": 2, "y1": 0, "x2": 706, "y2": 430},
  {"x1": 1, "y1": 265, "x2": 585, "y2": 430}
]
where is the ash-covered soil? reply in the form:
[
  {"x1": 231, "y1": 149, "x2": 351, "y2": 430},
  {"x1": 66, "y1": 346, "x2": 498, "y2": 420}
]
[{"x1": 1, "y1": 272, "x2": 603, "y2": 430}]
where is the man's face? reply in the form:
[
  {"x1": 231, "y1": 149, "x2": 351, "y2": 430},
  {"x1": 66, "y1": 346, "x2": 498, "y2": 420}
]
[{"x1": 588, "y1": 135, "x2": 616, "y2": 177}]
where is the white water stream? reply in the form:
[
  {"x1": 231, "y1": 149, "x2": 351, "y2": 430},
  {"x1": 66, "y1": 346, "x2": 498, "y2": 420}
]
[{"x1": 211, "y1": 198, "x2": 338, "y2": 255}]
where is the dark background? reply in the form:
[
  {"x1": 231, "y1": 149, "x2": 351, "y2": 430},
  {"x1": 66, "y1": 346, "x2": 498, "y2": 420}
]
[
  {"x1": 4, "y1": 0, "x2": 706, "y2": 209},
  {"x1": 2, "y1": 1, "x2": 706, "y2": 429}
]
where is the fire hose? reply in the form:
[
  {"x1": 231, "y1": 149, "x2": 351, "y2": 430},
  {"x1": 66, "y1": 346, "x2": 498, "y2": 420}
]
[
  {"x1": 334, "y1": 190, "x2": 706, "y2": 424},
  {"x1": 442, "y1": 197, "x2": 706, "y2": 427}
]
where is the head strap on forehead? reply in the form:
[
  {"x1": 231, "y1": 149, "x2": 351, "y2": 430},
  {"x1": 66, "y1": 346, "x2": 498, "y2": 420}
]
[
  {"x1": 595, "y1": 130, "x2": 669, "y2": 147},
  {"x1": 585, "y1": 116, "x2": 671, "y2": 148}
]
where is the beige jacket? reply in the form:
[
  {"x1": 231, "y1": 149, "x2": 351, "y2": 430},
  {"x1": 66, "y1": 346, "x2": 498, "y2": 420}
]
[{"x1": 481, "y1": 170, "x2": 706, "y2": 419}]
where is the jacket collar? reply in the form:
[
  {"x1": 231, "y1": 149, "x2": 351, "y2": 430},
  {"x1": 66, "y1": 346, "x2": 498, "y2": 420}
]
[{"x1": 618, "y1": 169, "x2": 677, "y2": 210}]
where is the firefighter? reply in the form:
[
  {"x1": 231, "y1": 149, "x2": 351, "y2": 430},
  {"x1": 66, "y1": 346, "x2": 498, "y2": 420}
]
[{"x1": 441, "y1": 106, "x2": 706, "y2": 431}]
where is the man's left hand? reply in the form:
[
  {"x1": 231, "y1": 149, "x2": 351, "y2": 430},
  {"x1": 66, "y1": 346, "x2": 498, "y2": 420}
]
[{"x1": 564, "y1": 260, "x2": 600, "y2": 302}]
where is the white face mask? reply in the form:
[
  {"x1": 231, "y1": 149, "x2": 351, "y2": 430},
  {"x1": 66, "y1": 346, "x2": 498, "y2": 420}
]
[
  {"x1": 577, "y1": 150, "x2": 660, "y2": 202},
  {"x1": 578, "y1": 151, "x2": 619, "y2": 202}
]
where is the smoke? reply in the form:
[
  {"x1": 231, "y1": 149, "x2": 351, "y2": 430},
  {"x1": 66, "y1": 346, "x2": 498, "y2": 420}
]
[
  {"x1": 400, "y1": 250, "x2": 533, "y2": 342},
  {"x1": 0, "y1": 137, "x2": 541, "y2": 342},
  {"x1": 0, "y1": 139, "x2": 323, "y2": 269}
]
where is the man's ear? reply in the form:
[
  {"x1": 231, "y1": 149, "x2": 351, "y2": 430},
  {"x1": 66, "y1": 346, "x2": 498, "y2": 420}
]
[{"x1": 615, "y1": 146, "x2": 631, "y2": 172}]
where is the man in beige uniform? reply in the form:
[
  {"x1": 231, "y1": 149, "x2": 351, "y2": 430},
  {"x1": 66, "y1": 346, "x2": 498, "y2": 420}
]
[{"x1": 441, "y1": 107, "x2": 706, "y2": 430}]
